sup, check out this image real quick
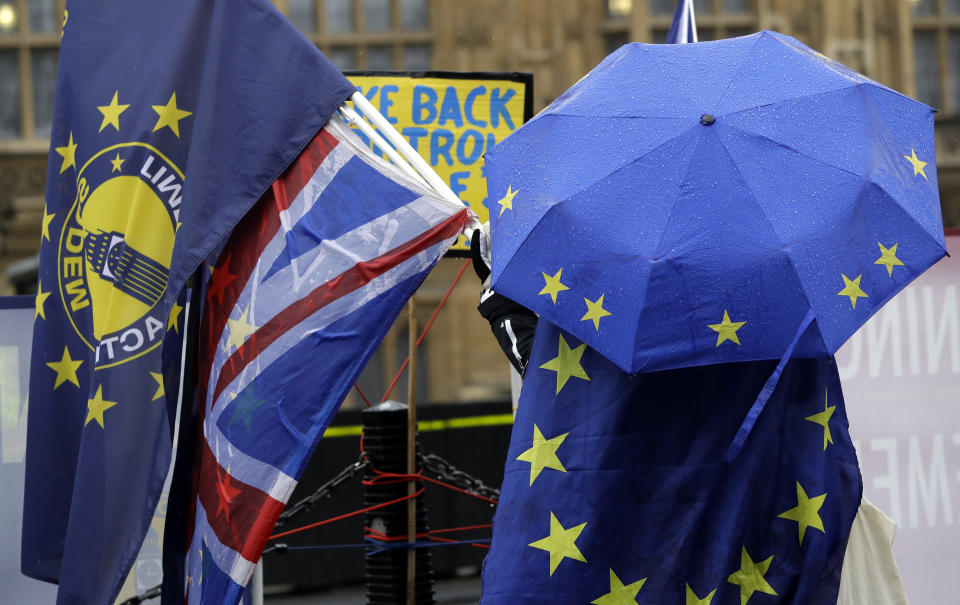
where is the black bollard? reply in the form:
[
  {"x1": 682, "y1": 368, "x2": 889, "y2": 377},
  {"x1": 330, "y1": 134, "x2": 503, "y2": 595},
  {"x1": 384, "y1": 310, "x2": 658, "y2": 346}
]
[{"x1": 362, "y1": 401, "x2": 435, "y2": 604}]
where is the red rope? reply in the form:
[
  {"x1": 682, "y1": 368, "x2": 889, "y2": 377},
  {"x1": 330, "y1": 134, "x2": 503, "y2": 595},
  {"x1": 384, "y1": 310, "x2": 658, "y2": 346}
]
[
  {"x1": 268, "y1": 487, "x2": 424, "y2": 540},
  {"x1": 427, "y1": 534, "x2": 490, "y2": 550},
  {"x1": 353, "y1": 383, "x2": 372, "y2": 408},
  {"x1": 381, "y1": 258, "x2": 471, "y2": 402}
]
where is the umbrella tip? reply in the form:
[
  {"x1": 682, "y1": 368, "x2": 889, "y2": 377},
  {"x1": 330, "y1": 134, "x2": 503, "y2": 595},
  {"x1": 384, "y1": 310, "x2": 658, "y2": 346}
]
[{"x1": 700, "y1": 114, "x2": 716, "y2": 126}]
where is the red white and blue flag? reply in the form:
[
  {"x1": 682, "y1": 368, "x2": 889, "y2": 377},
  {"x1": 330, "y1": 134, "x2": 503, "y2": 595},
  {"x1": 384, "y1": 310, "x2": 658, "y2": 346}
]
[{"x1": 165, "y1": 116, "x2": 468, "y2": 605}]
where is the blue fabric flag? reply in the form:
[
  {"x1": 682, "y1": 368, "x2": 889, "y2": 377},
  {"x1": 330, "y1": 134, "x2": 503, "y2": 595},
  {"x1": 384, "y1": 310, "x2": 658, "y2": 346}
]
[
  {"x1": 162, "y1": 119, "x2": 468, "y2": 605},
  {"x1": 21, "y1": 2, "x2": 354, "y2": 604},
  {"x1": 666, "y1": 0, "x2": 698, "y2": 43},
  {"x1": 481, "y1": 321, "x2": 862, "y2": 604}
]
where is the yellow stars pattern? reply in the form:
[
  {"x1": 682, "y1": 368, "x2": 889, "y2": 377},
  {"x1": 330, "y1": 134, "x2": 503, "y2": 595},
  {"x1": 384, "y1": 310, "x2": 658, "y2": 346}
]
[
  {"x1": 168, "y1": 302, "x2": 184, "y2": 333},
  {"x1": 47, "y1": 346, "x2": 83, "y2": 389},
  {"x1": 516, "y1": 425, "x2": 568, "y2": 485},
  {"x1": 727, "y1": 547, "x2": 777, "y2": 605},
  {"x1": 41, "y1": 207, "x2": 56, "y2": 241},
  {"x1": 837, "y1": 273, "x2": 868, "y2": 309},
  {"x1": 97, "y1": 91, "x2": 130, "y2": 132},
  {"x1": 85, "y1": 385, "x2": 118, "y2": 428},
  {"x1": 581, "y1": 294, "x2": 612, "y2": 330},
  {"x1": 498, "y1": 185, "x2": 518, "y2": 217},
  {"x1": 35, "y1": 281, "x2": 51, "y2": 320},
  {"x1": 903, "y1": 148, "x2": 927, "y2": 179},
  {"x1": 528, "y1": 512, "x2": 587, "y2": 576},
  {"x1": 55, "y1": 132, "x2": 77, "y2": 174},
  {"x1": 805, "y1": 388, "x2": 836, "y2": 451},
  {"x1": 110, "y1": 152, "x2": 125, "y2": 173},
  {"x1": 225, "y1": 306, "x2": 257, "y2": 351},
  {"x1": 686, "y1": 584, "x2": 717, "y2": 605},
  {"x1": 539, "y1": 268, "x2": 570, "y2": 305},
  {"x1": 708, "y1": 310, "x2": 746, "y2": 347},
  {"x1": 152, "y1": 92, "x2": 192, "y2": 137},
  {"x1": 540, "y1": 334, "x2": 590, "y2": 395},
  {"x1": 874, "y1": 242, "x2": 904, "y2": 277},
  {"x1": 777, "y1": 482, "x2": 827, "y2": 545},
  {"x1": 151, "y1": 372, "x2": 165, "y2": 402},
  {"x1": 590, "y1": 569, "x2": 646, "y2": 605}
]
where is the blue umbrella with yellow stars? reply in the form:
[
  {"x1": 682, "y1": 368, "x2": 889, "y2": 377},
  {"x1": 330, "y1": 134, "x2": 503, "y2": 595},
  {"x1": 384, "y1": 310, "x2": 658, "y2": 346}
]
[{"x1": 484, "y1": 30, "x2": 947, "y2": 374}]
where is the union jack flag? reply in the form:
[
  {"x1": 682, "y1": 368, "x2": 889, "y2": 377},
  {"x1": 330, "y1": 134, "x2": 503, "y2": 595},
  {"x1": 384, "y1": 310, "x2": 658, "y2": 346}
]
[{"x1": 167, "y1": 116, "x2": 469, "y2": 605}]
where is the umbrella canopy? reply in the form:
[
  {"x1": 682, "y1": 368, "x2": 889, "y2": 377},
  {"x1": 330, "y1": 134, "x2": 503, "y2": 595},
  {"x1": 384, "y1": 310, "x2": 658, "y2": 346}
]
[{"x1": 485, "y1": 30, "x2": 947, "y2": 374}]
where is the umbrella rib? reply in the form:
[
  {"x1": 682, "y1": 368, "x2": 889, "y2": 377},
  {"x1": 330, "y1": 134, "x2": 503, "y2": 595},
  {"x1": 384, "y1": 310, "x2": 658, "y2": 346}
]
[
  {"x1": 712, "y1": 131, "x2": 823, "y2": 346},
  {"x1": 711, "y1": 34, "x2": 766, "y2": 114},
  {"x1": 716, "y1": 83, "x2": 865, "y2": 125},
  {"x1": 718, "y1": 121, "x2": 866, "y2": 182},
  {"x1": 560, "y1": 122, "x2": 700, "y2": 204}
]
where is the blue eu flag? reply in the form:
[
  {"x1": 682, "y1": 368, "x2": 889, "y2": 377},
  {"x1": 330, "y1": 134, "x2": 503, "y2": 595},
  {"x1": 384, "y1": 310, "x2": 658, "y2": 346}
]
[
  {"x1": 21, "y1": 2, "x2": 354, "y2": 603},
  {"x1": 481, "y1": 321, "x2": 862, "y2": 604}
]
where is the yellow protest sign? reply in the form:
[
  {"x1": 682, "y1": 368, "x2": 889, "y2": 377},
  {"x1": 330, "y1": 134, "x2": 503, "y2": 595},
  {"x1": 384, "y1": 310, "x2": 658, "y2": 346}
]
[{"x1": 347, "y1": 72, "x2": 532, "y2": 252}]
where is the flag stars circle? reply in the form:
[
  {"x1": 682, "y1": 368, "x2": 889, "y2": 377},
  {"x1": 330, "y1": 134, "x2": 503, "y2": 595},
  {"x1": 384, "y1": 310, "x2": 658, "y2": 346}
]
[
  {"x1": 85, "y1": 385, "x2": 118, "y2": 429},
  {"x1": 581, "y1": 293, "x2": 612, "y2": 330},
  {"x1": 97, "y1": 90, "x2": 130, "y2": 132},
  {"x1": 528, "y1": 511, "x2": 588, "y2": 576},
  {"x1": 590, "y1": 568, "x2": 646, "y2": 605},
  {"x1": 903, "y1": 148, "x2": 928, "y2": 180},
  {"x1": 874, "y1": 242, "x2": 904, "y2": 277},
  {"x1": 498, "y1": 185, "x2": 518, "y2": 217},
  {"x1": 837, "y1": 273, "x2": 868, "y2": 309},
  {"x1": 539, "y1": 268, "x2": 570, "y2": 305},
  {"x1": 707, "y1": 310, "x2": 746, "y2": 347}
]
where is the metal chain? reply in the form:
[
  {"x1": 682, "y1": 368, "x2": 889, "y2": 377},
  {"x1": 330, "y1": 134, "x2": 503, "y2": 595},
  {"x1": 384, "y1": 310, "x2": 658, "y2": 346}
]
[
  {"x1": 276, "y1": 452, "x2": 370, "y2": 527},
  {"x1": 418, "y1": 452, "x2": 500, "y2": 502}
]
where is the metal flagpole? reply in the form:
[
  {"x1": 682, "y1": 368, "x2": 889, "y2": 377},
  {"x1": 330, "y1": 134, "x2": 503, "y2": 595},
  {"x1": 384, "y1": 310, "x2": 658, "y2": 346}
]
[{"x1": 405, "y1": 297, "x2": 418, "y2": 605}]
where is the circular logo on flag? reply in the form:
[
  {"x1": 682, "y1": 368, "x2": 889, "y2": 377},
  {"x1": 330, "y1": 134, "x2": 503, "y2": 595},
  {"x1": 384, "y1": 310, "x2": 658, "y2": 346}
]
[{"x1": 57, "y1": 143, "x2": 182, "y2": 367}]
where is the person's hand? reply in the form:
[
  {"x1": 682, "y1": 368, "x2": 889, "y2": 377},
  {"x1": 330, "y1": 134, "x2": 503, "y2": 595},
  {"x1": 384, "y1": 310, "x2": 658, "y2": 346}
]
[{"x1": 470, "y1": 221, "x2": 492, "y2": 287}]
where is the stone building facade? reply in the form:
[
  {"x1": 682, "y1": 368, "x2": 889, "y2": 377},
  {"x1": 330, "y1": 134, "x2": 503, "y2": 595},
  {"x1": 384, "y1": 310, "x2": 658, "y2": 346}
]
[{"x1": 1, "y1": 0, "x2": 958, "y2": 404}]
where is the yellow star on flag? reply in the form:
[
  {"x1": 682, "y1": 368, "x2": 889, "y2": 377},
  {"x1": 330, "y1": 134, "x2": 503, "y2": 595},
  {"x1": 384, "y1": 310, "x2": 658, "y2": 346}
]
[
  {"x1": 727, "y1": 547, "x2": 777, "y2": 605},
  {"x1": 110, "y1": 152, "x2": 125, "y2": 173},
  {"x1": 590, "y1": 568, "x2": 646, "y2": 605},
  {"x1": 97, "y1": 91, "x2": 130, "y2": 132},
  {"x1": 539, "y1": 268, "x2": 570, "y2": 305},
  {"x1": 805, "y1": 388, "x2": 836, "y2": 451},
  {"x1": 778, "y1": 481, "x2": 827, "y2": 545},
  {"x1": 168, "y1": 302, "x2": 184, "y2": 333},
  {"x1": 151, "y1": 372, "x2": 165, "y2": 402},
  {"x1": 528, "y1": 511, "x2": 587, "y2": 576},
  {"x1": 85, "y1": 385, "x2": 118, "y2": 428},
  {"x1": 225, "y1": 306, "x2": 257, "y2": 351},
  {"x1": 903, "y1": 148, "x2": 928, "y2": 179},
  {"x1": 47, "y1": 346, "x2": 83, "y2": 389},
  {"x1": 837, "y1": 273, "x2": 868, "y2": 309},
  {"x1": 874, "y1": 242, "x2": 904, "y2": 277},
  {"x1": 41, "y1": 207, "x2": 56, "y2": 241},
  {"x1": 152, "y1": 92, "x2": 192, "y2": 137},
  {"x1": 55, "y1": 132, "x2": 77, "y2": 174},
  {"x1": 516, "y1": 424, "x2": 568, "y2": 485},
  {"x1": 708, "y1": 310, "x2": 746, "y2": 347},
  {"x1": 497, "y1": 185, "x2": 518, "y2": 217},
  {"x1": 686, "y1": 584, "x2": 717, "y2": 605},
  {"x1": 581, "y1": 294, "x2": 612, "y2": 330},
  {"x1": 540, "y1": 334, "x2": 590, "y2": 395},
  {"x1": 684, "y1": 584, "x2": 717, "y2": 605},
  {"x1": 35, "y1": 281, "x2": 51, "y2": 320}
]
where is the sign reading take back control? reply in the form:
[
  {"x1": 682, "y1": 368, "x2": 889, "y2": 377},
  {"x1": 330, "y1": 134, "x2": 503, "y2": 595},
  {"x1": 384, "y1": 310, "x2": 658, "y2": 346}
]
[{"x1": 347, "y1": 71, "x2": 533, "y2": 252}]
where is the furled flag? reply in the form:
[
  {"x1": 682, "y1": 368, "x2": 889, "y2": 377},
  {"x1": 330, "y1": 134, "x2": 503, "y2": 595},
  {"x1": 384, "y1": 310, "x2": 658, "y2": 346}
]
[
  {"x1": 22, "y1": 2, "x2": 354, "y2": 604},
  {"x1": 666, "y1": 0, "x2": 698, "y2": 44},
  {"x1": 162, "y1": 115, "x2": 469, "y2": 605},
  {"x1": 481, "y1": 321, "x2": 862, "y2": 604}
]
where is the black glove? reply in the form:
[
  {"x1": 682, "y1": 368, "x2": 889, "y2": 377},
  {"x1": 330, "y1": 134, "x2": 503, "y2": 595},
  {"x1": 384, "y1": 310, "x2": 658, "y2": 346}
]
[{"x1": 470, "y1": 223, "x2": 492, "y2": 287}]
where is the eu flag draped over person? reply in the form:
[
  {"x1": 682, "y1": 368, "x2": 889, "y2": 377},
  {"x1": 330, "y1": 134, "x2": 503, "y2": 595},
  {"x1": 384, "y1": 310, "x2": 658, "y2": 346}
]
[
  {"x1": 481, "y1": 322, "x2": 862, "y2": 604},
  {"x1": 22, "y1": 2, "x2": 354, "y2": 604}
]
